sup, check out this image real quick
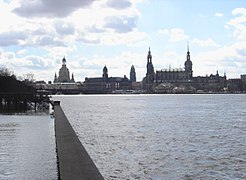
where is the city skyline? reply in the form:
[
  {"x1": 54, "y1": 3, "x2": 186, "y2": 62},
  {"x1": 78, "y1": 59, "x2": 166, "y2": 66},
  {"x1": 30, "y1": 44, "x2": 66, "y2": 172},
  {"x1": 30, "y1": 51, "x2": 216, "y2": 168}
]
[{"x1": 0, "y1": 0, "x2": 246, "y2": 82}]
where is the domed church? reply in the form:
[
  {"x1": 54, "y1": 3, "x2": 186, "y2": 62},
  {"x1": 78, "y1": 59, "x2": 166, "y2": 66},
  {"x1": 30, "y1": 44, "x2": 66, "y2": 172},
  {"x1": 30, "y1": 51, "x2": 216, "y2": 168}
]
[{"x1": 53, "y1": 57, "x2": 75, "y2": 83}]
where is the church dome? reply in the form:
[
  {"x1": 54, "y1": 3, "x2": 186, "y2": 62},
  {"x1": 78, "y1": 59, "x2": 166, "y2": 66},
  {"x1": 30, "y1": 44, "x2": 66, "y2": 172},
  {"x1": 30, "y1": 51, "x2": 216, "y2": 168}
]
[{"x1": 62, "y1": 57, "x2": 66, "y2": 65}]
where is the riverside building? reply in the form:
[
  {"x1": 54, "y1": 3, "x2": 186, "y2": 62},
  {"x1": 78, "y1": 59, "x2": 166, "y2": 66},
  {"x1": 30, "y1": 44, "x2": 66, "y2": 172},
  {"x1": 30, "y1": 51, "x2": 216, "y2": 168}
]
[
  {"x1": 83, "y1": 65, "x2": 132, "y2": 94},
  {"x1": 47, "y1": 57, "x2": 81, "y2": 94},
  {"x1": 53, "y1": 57, "x2": 75, "y2": 83},
  {"x1": 143, "y1": 46, "x2": 227, "y2": 93}
]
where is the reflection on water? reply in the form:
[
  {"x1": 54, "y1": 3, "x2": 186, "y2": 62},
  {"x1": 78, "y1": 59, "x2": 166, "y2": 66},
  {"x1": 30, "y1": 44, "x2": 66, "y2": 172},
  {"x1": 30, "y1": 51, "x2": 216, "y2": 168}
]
[
  {"x1": 0, "y1": 114, "x2": 58, "y2": 180},
  {"x1": 53, "y1": 94, "x2": 246, "y2": 180}
]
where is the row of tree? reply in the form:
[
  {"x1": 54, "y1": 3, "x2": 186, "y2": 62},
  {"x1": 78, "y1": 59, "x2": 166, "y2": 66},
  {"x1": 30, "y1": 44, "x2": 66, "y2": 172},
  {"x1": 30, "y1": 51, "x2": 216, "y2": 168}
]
[
  {"x1": 0, "y1": 68, "x2": 36, "y2": 93},
  {"x1": 0, "y1": 68, "x2": 35, "y2": 81}
]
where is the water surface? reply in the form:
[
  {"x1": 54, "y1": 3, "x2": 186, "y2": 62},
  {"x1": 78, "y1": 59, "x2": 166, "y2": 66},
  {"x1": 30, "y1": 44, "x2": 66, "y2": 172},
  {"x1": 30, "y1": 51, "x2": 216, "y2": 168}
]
[
  {"x1": 0, "y1": 113, "x2": 58, "y2": 180},
  {"x1": 53, "y1": 94, "x2": 246, "y2": 179}
]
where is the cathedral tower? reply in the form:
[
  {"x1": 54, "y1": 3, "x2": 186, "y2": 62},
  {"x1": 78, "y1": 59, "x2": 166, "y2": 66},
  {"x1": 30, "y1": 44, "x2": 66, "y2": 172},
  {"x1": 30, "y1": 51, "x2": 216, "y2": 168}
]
[
  {"x1": 184, "y1": 43, "x2": 193, "y2": 80},
  {"x1": 146, "y1": 47, "x2": 154, "y2": 75},
  {"x1": 130, "y1": 65, "x2": 136, "y2": 82},
  {"x1": 102, "y1": 65, "x2": 108, "y2": 79},
  {"x1": 145, "y1": 47, "x2": 155, "y2": 92}
]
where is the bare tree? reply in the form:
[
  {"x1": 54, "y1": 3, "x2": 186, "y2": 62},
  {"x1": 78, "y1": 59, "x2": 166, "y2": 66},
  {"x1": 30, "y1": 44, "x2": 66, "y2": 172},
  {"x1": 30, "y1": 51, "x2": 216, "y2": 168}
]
[
  {"x1": 0, "y1": 67, "x2": 11, "y2": 76},
  {"x1": 0, "y1": 67, "x2": 16, "y2": 79},
  {"x1": 23, "y1": 73, "x2": 35, "y2": 82}
]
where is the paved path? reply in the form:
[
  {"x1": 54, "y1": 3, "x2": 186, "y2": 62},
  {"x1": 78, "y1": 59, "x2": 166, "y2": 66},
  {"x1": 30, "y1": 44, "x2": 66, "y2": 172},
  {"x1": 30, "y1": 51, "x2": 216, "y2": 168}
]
[{"x1": 54, "y1": 101, "x2": 104, "y2": 180}]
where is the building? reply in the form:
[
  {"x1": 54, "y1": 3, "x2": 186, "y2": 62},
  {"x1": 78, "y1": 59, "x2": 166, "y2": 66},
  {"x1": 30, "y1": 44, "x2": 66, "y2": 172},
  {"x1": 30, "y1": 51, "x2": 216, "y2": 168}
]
[
  {"x1": 54, "y1": 57, "x2": 75, "y2": 83},
  {"x1": 83, "y1": 65, "x2": 132, "y2": 94},
  {"x1": 155, "y1": 44, "x2": 193, "y2": 84},
  {"x1": 241, "y1": 75, "x2": 246, "y2": 92},
  {"x1": 46, "y1": 57, "x2": 82, "y2": 94},
  {"x1": 142, "y1": 46, "x2": 193, "y2": 93},
  {"x1": 227, "y1": 78, "x2": 242, "y2": 92},
  {"x1": 142, "y1": 47, "x2": 155, "y2": 92},
  {"x1": 156, "y1": 46, "x2": 193, "y2": 85},
  {"x1": 142, "y1": 45, "x2": 229, "y2": 93},
  {"x1": 46, "y1": 82, "x2": 82, "y2": 94},
  {"x1": 48, "y1": 48, "x2": 244, "y2": 94},
  {"x1": 130, "y1": 65, "x2": 136, "y2": 82},
  {"x1": 193, "y1": 71, "x2": 227, "y2": 92}
]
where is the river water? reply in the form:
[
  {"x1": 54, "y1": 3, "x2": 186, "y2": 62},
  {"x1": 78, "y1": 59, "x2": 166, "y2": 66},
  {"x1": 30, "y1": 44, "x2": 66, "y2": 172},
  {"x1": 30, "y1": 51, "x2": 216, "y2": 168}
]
[
  {"x1": 0, "y1": 113, "x2": 58, "y2": 180},
  {"x1": 53, "y1": 94, "x2": 246, "y2": 180},
  {"x1": 1, "y1": 94, "x2": 245, "y2": 179}
]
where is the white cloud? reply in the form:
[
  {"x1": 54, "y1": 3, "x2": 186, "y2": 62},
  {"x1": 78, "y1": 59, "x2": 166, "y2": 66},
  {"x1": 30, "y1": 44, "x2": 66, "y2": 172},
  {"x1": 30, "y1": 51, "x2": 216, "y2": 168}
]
[
  {"x1": 155, "y1": 51, "x2": 184, "y2": 70},
  {"x1": 104, "y1": 15, "x2": 138, "y2": 33},
  {"x1": 16, "y1": 49, "x2": 28, "y2": 55},
  {"x1": 100, "y1": 30, "x2": 149, "y2": 46},
  {"x1": 193, "y1": 41, "x2": 246, "y2": 77},
  {"x1": 227, "y1": 8, "x2": 246, "y2": 40},
  {"x1": 0, "y1": 48, "x2": 64, "y2": 81},
  {"x1": 169, "y1": 28, "x2": 189, "y2": 42},
  {"x1": 1, "y1": 1, "x2": 245, "y2": 82},
  {"x1": 231, "y1": 8, "x2": 246, "y2": 18},
  {"x1": 192, "y1": 38, "x2": 220, "y2": 47},
  {"x1": 158, "y1": 29, "x2": 169, "y2": 35},
  {"x1": 0, "y1": 0, "x2": 145, "y2": 48},
  {"x1": 54, "y1": 21, "x2": 76, "y2": 35},
  {"x1": 0, "y1": 1, "x2": 25, "y2": 33},
  {"x1": 72, "y1": 51, "x2": 147, "y2": 81},
  {"x1": 215, "y1": 13, "x2": 224, "y2": 17},
  {"x1": 159, "y1": 28, "x2": 189, "y2": 42}
]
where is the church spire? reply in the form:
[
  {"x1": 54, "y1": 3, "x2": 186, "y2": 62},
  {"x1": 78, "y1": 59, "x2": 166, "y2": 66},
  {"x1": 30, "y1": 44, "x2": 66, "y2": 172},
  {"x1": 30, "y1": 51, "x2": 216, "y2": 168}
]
[
  {"x1": 145, "y1": 47, "x2": 155, "y2": 92},
  {"x1": 187, "y1": 41, "x2": 190, "y2": 53},
  {"x1": 130, "y1": 65, "x2": 136, "y2": 82},
  {"x1": 186, "y1": 42, "x2": 190, "y2": 61},
  {"x1": 147, "y1": 47, "x2": 152, "y2": 63},
  {"x1": 71, "y1": 73, "x2": 75, "y2": 82},
  {"x1": 146, "y1": 47, "x2": 154, "y2": 75},
  {"x1": 103, "y1": 65, "x2": 108, "y2": 79},
  {"x1": 184, "y1": 44, "x2": 193, "y2": 79},
  {"x1": 54, "y1": 73, "x2": 57, "y2": 83}
]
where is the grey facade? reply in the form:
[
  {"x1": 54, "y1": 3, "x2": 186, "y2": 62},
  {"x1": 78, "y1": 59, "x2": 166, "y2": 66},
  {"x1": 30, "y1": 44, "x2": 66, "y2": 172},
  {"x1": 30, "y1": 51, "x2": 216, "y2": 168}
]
[
  {"x1": 83, "y1": 66, "x2": 132, "y2": 94},
  {"x1": 155, "y1": 45, "x2": 193, "y2": 84},
  {"x1": 143, "y1": 46, "x2": 229, "y2": 93},
  {"x1": 193, "y1": 71, "x2": 227, "y2": 92}
]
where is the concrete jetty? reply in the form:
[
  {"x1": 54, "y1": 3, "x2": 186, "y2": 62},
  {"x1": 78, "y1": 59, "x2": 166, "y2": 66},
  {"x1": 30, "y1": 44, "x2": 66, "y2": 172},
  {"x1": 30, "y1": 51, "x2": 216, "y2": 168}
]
[{"x1": 54, "y1": 101, "x2": 104, "y2": 180}]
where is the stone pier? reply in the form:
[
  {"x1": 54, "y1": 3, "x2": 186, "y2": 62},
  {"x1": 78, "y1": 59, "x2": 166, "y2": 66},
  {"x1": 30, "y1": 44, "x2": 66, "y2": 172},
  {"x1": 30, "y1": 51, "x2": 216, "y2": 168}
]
[{"x1": 54, "y1": 101, "x2": 104, "y2": 180}]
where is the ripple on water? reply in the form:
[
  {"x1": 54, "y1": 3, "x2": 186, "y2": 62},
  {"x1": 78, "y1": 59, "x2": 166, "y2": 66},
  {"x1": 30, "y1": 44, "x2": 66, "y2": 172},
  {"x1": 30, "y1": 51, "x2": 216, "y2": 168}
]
[{"x1": 52, "y1": 94, "x2": 246, "y2": 180}]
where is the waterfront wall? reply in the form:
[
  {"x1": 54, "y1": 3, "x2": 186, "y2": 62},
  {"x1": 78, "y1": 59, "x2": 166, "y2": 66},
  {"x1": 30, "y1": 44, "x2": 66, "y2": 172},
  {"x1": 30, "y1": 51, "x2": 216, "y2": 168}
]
[{"x1": 54, "y1": 101, "x2": 104, "y2": 180}]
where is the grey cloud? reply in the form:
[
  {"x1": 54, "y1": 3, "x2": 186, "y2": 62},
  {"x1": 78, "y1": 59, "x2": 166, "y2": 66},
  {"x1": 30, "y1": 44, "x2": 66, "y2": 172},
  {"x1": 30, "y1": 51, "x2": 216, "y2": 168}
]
[
  {"x1": 36, "y1": 35, "x2": 66, "y2": 47},
  {"x1": 0, "y1": 31, "x2": 27, "y2": 46},
  {"x1": 222, "y1": 56, "x2": 246, "y2": 68},
  {"x1": 106, "y1": 0, "x2": 131, "y2": 9},
  {"x1": 26, "y1": 55, "x2": 46, "y2": 68},
  {"x1": 32, "y1": 27, "x2": 49, "y2": 36},
  {"x1": 86, "y1": 26, "x2": 105, "y2": 33},
  {"x1": 13, "y1": 0, "x2": 96, "y2": 18},
  {"x1": 55, "y1": 22, "x2": 75, "y2": 35},
  {"x1": 104, "y1": 16, "x2": 138, "y2": 33}
]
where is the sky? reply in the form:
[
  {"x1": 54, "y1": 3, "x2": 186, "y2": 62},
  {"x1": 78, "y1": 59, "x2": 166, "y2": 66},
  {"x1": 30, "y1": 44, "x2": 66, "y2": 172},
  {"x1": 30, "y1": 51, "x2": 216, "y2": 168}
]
[{"x1": 0, "y1": 0, "x2": 246, "y2": 82}]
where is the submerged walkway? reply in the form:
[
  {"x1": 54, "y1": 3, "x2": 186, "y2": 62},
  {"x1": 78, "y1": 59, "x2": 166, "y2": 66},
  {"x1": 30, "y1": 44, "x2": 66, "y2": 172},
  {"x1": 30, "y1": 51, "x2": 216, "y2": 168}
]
[{"x1": 54, "y1": 101, "x2": 104, "y2": 180}]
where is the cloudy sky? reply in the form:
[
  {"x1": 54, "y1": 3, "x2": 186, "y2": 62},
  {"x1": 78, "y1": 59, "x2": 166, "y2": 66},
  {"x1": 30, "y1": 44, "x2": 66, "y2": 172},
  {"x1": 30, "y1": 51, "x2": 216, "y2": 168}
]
[{"x1": 0, "y1": 0, "x2": 246, "y2": 82}]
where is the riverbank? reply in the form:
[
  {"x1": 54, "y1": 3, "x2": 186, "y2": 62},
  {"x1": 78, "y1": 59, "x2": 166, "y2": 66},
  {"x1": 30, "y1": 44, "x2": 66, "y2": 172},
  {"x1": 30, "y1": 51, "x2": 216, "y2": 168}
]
[{"x1": 54, "y1": 101, "x2": 104, "y2": 180}]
